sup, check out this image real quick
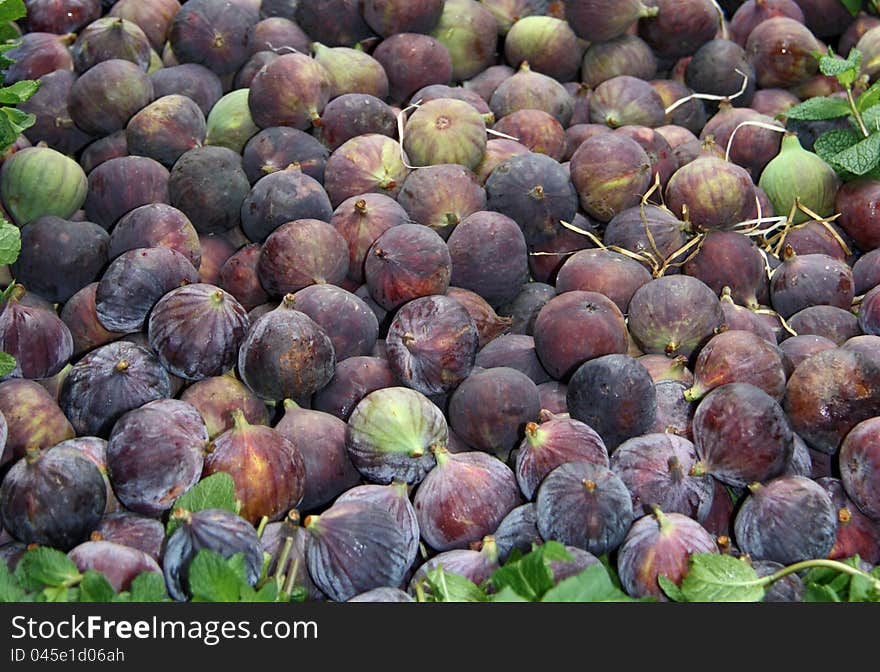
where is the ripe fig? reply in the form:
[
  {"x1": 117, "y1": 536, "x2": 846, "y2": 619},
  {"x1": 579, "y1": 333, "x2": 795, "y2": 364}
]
[
  {"x1": 60, "y1": 284, "x2": 125, "y2": 359},
  {"x1": 490, "y1": 62, "x2": 573, "y2": 127},
  {"x1": 109, "y1": 203, "x2": 200, "y2": 268},
  {"x1": 294, "y1": 0, "x2": 374, "y2": 47},
  {"x1": 68, "y1": 59, "x2": 154, "y2": 137},
  {"x1": 745, "y1": 17, "x2": 821, "y2": 89},
  {"x1": 168, "y1": 0, "x2": 259, "y2": 76},
  {"x1": 248, "y1": 53, "x2": 331, "y2": 130},
  {"x1": 93, "y1": 512, "x2": 166, "y2": 563},
  {"x1": 473, "y1": 138, "x2": 530, "y2": 185},
  {"x1": 247, "y1": 17, "x2": 310, "y2": 56},
  {"x1": 242, "y1": 126, "x2": 330, "y2": 186},
  {"x1": 68, "y1": 540, "x2": 161, "y2": 592},
  {"x1": 682, "y1": 231, "x2": 765, "y2": 308},
  {"x1": 729, "y1": 0, "x2": 805, "y2": 47},
  {"x1": 565, "y1": 0, "x2": 658, "y2": 43},
  {"x1": 109, "y1": 0, "x2": 181, "y2": 52},
  {"x1": 475, "y1": 334, "x2": 549, "y2": 385},
  {"x1": 555, "y1": 248, "x2": 652, "y2": 315},
  {"x1": 397, "y1": 165, "x2": 486, "y2": 240},
  {"x1": 769, "y1": 250, "x2": 854, "y2": 319},
  {"x1": 18, "y1": 69, "x2": 93, "y2": 157},
  {"x1": 23, "y1": 0, "x2": 101, "y2": 34},
  {"x1": 217, "y1": 244, "x2": 270, "y2": 312},
  {"x1": 179, "y1": 375, "x2": 269, "y2": 440},
  {"x1": 312, "y1": 356, "x2": 396, "y2": 421},
  {"x1": 665, "y1": 155, "x2": 756, "y2": 233},
  {"x1": 589, "y1": 75, "x2": 666, "y2": 130},
  {"x1": 55, "y1": 436, "x2": 120, "y2": 515},
  {"x1": 839, "y1": 417, "x2": 880, "y2": 521},
  {"x1": 496, "y1": 282, "x2": 555, "y2": 336},
  {"x1": 408, "y1": 536, "x2": 501, "y2": 595},
  {"x1": 335, "y1": 482, "x2": 420, "y2": 565},
  {"x1": 835, "y1": 179, "x2": 880, "y2": 254},
  {"x1": 169, "y1": 146, "x2": 250, "y2": 234},
  {"x1": 315, "y1": 93, "x2": 397, "y2": 155},
  {"x1": 84, "y1": 155, "x2": 170, "y2": 231},
  {"x1": 788, "y1": 305, "x2": 860, "y2": 345},
  {"x1": 71, "y1": 17, "x2": 152, "y2": 73},
  {"x1": 491, "y1": 502, "x2": 541, "y2": 563},
  {"x1": 648, "y1": 379, "x2": 696, "y2": 440},
  {"x1": 373, "y1": 32, "x2": 453, "y2": 105},
  {"x1": 638, "y1": 0, "x2": 719, "y2": 60},
  {"x1": 504, "y1": 16, "x2": 581, "y2": 82},
  {"x1": 257, "y1": 218, "x2": 348, "y2": 292},
  {"x1": 0, "y1": 379, "x2": 74, "y2": 467},
  {"x1": 346, "y1": 386, "x2": 446, "y2": 484},
  {"x1": 0, "y1": 290, "x2": 72, "y2": 381},
  {"x1": 0, "y1": 445, "x2": 106, "y2": 551},
  {"x1": 429, "y1": 0, "x2": 498, "y2": 82},
  {"x1": 817, "y1": 476, "x2": 880, "y2": 563},
  {"x1": 149, "y1": 63, "x2": 223, "y2": 117},
  {"x1": 79, "y1": 132, "x2": 128, "y2": 175},
  {"x1": 323, "y1": 134, "x2": 411, "y2": 208}
]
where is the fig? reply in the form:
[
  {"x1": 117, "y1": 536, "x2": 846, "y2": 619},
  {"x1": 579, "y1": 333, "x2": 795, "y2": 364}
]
[
  {"x1": 491, "y1": 110, "x2": 564, "y2": 161},
  {"x1": 409, "y1": 536, "x2": 500, "y2": 594},
  {"x1": 203, "y1": 89, "x2": 259, "y2": 155},
  {"x1": 69, "y1": 539, "x2": 162, "y2": 592},
  {"x1": 839, "y1": 417, "x2": 880, "y2": 521},
  {"x1": 311, "y1": 43, "x2": 388, "y2": 101},
  {"x1": 503, "y1": 15, "x2": 580, "y2": 82},
  {"x1": 323, "y1": 134, "x2": 411, "y2": 208},
  {"x1": 312, "y1": 356, "x2": 396, "y2": 421},
  {"x1": 718, "y1": 289, "x2": 777, "y2": 343},
  {"x1": 613, "y1": 126, "x2": 680, "y2": 190},
  {"x1": 569, "y1": 133, "x2": 652, "y2": 224},
  {"x1": 0, "y1": 146, "x2": 88, "y2": 228},
  {"x1": 734, "y1": 475, "x2": 837, "y2": 564},
  {"x1": 693, "y1": 382, "x2": 794, "y2": 488},
  {"x1": 491, "y1": 502, "x2": 541, "y2": 563},
  {"x1": 60, "y1": 284, "x2": 125, "y2": 358},
  {"x1": 682, "y1": 231, "x2": 765, "y2": 308},
  {"x1": 362, "y1": 0, "x2": 444, "y2": 36},
  {"x1": 535, "y1": 461, "x2": 633, "y2": 555},
  {"x1": 779, "y1": 334, "x2": 838, "y2": 373},
  {"x1": 729, "y1": 0, "x2": 805, "y2": 47},
  {"x1": 414, "y1": 447, "x2": 520, "y2": 551},
  {"x1": 685, "y1": 330, "x2": 787, "y2": 402},
  {"x1": 348, "y1": 587, "x2": 414, "y2": 602},
  {"x1": 769, "y1": 250, "x2": 854, "y2": 319},
  {"x1": 214, "y1": 243, "x2": 267, "y2": 312},
  {"x1": 699, "y1": 106, "x2": 783, "y2": 182},
  {"x1": 59, "y1": 340, "x2": 172, "y2": 438},
  {"x1": 397, "y1": 165, "x2": 486, "y2": 240},
  {"x1": 346, "y1": 386, "x2": 446, "y2": 485},
  {"x1": 817, "y1": 476, "x2": 880, "y2": 563},
  {"x1": 149, "y1": 63, "x2": 223, "y2": 117},
  {"x1": 652, "y1": 80, "x2": 707, "y2": 135},
  {"x1": 835, "y1": 179, "x2": 880, "y2": 254},
  {"x1": 648, "y1": 379, "x2": 696, "y2": 439},
  {"x1": 788, "y1": 305, "x2": 861, "y2": 345},
  {"x1": 0, "y1": 379, "x2": 74, "y2": 467},
  {"x1": 638, "y1": 0, "x2": 719, "y2": 60},
  {"x1": 17, "y1": 69, "x2": 93, "y2": 157},
  {"x1": 109, "y1": 203, "x2": 201, "y2": 268},
  {"x1": 475, "y1": 335, "x2": 550, "y2": 385},
  {"x1": 627, "y1": 275, "x2": 725, "y2": 359},
  {"x1": 515, "y1": 412, "x2": 609, "y2": 501},
  {"x1": 403, "y1": 98, "x2": 487, "y2": 171},
  {"x1": 564, "y1": 0, "x2": 658, "y2": 42},
  {"x1": 580, "y1": 35, "x2": 655, "y2": 90},
  {"x1": 686, "y1": 39, "x2": 757, "y2": 111},
  {"x1": 372, "y1": 32, "x2": 453, "y2": 105},
  {"x1": 589, "y1": 75, "x2": 666, "y2": 130},
  {"x1": 533, "y1": 291, "x2": 628, "y2": 381},
  {"x1": 84, "y1": 155, "x2": 170, "y2": 230},
  {"x1": 93, "y1": 511, "x2": 166, "y2": 563},
  {"x1": 109, "y1": 0, "x2": 181, "y2": 52},
  {"x1": 861, "y1": 286, "x2": 880, "y2": 336},
  {"x1": 260, "y1": 510, "x2": 324, "y2": 600},
  {"x1": 364, "y1": 223, "x2": 452, "y2": 312},
  {"x1": 0, "y1": 289, "x2": 72, "y2": 381},
  {"x1": 106, "y1": 398, "x2": 208, "y2": 517},
  {"x1": 428, "y1": 0, "x2": 498, "y2": 82},
  {"x1": 179, "y1": 375, "x2": 268, "y2": 441},
  {"x1": 639, "y1": 354, "x2": 694, "y2": 384},
  {"x1": 842, "y1": 334, "x2": 880, "y2": 367},
  {"x1": 238, "y1": 296, "x2": 336, "y2": 401},
  {"x1": 445, "y1": 286, "x2": 511, "y2": 347},
  {"x1": 79, "y1": 132, "x2": 128, "y2": 176},
  {"x1": 489, "y1": 62, "x2": 573, "y2": 127},
  {"x1": 603, "y1": 204, "x2": 689, "y2": 272},
  {"x1": 485, "y1": 152, "x2": 578, "y2": 246},
  {"x1": 68, "y1": 59, "x2": 154, "y2": 137},
  {"x1": 95, "y1": 247, "x2": 198, "y2": 333},
  {"x1": 745, "y1": 17, "x2": 822, "y2": 89},
  {"x1": 616, "y1": 507, "x2": 718, "y2": 600},
  {"x1": 163, "y1": 508, "x2": 262, "y2": 601},
  {"x1": 125, "y1": 94, "x2": 207, "y2": 168},
  {"x1": 463, "y1": 64, "x2": 515, "y2": 103},
  {"x1": 257, "y1": 218, "x2": 348, "y2": 293},
  {"x1": 496, "y1": 281, "x2": 555, "y2": 336},
  {"x1": 555, "y1": 248, "x2": 652, "y2": 315},
  {"x1": 242, "y1": 126, "x2": 330, "y2": 185},
  {"x1": 305, "y1": 500, "x2": 414, "y2": 601},
  {"x1": 610, "y1": 433, "x2": 714, "y2": 521},
  {"x1": 0, "y1": 445, "x2": 106, "y2": 551},
  {"x1": 71, "y1": 16, "x2": 153, "y2": 73},
  {"x1": 168, "y1": 0, "x2": 259, "y2": 76},
  {"x1": 778, "y1": 220, "x2": 853, "y2": 262},
  {"x1": 315, "y1": 93, "x2": 397, "y2": 156},
  {"x1": 248, "y1": 53, "x2": 331, "y2": 130},
  {"x1": 528, "y1": 215, "x2": 599, "y2": 286},
  {"x1": 247, "y1": 16, "x2": 310, "y2": 55},
  {"x1": 23, "y1": 0, "x2": 101, "y2": 34},
  {"x1": 294, "y1": 0, "x2": 374, "y2": 47},
  {"x1": 566, "y1": 354, "x2": 657, "y2": 452},
  {"x1": 759, "y1": 133, "x2": 840, "y2": 226}
]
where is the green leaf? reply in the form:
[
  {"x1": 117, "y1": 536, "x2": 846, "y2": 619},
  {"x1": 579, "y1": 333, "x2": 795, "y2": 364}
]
[
  {"x1": 828, "y1": 130, "x2": 880, "y2": 175},
  {"x1": 0, "y1": 351, "x2": 15, "y2": 376},
  {"x1": 0, "y1": 561, "x2": 27, "y2": 602},
  {"x1": 542, "y1": 564, "x2": 641, "y2": 602},
  {"x1": 166, "y1": 471, "x2": 237, "y2": 535},
  {"x1": 818, "y1": 48, "x2": 862, "y2": 87},
  {"x1": 490, "y1": 586, "x2": 531, "y2": 602},
  {"x1": 42, "y1": 586, "x2": 76, "y2": 602},
  {"x1": 15, "y1": 547, "x2": 81, "y2": 592},
  {"x1": 783, "y1": 96, "x2": 852, "y2": 121},
  {"x1": 804, "y1": 583, "x2": 841, "y2": 602},
  {"x1": 675, "y1": 553, "x2": 766, "y2": 602},
  {"x1": 814, "y1": 128, "x2": 864, "y2": 171},
  {"x1": 248, "y1": 582, "x2": 280, "y2": 602},
  {"x1": 0, "y1": 219, "x2": 21, "y2": 264},
  {"x1": 188, "y1": 550, "x2": 242, "y2": 602},
  {"x1": 78, "y1": 571, "x2": 116, "y2": 603},
  {"x1": 658, "y1": 575, "x2": 687, "y2": 602},
  {"x1": 840, "y1": 0, "x2": 864, "y2": 16},
  {"x1": 424, "y1": 567, "x2": 489, "y2": 602},
  {"x1": 858, "y1": 79, "x2": 880, "y2": 113},
  {"x1": 0, "y1": 22, "x2": 19, "y2": 43},
  {"x1": 0, "y1": 0, "x2": 25, "y2": 24},
  {"x1": 129, "y1": 572, "x2": 168, "y2": 602},
  {"x1": 860, "y1": 104, "x2": 880, "y2": 133},
  {"x1": 2, "y1": 106, "x2": 37, "y2": 134},
  {"x1": 0, "y1": 79, "x2": 39, "y2": 104}
]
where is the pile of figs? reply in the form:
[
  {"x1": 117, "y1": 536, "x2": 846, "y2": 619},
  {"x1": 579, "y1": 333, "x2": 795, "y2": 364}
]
[{"x1": 1, "y1": 0, "x2": 880, "y2": 603}]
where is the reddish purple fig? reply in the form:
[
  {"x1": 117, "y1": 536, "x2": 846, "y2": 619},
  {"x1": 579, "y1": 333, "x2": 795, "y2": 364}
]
[
  {"x1": 125, "y1": 94, "x2": 207, "y2": 168},
  {"x1": 79, "y1": 131, "x2": 128, "y2": 175},
  {"x1": 93, "y1": 512, "x2": 166, "y2": 563},
  {"x1": 168, "y1": 0, "x2": 259, "y2": 75},
  {"x1": 0, "y1": 288, "x2": 72, "y2": 381},
  {"x1": 409, "y1": 536, "x2": 500, "y2": 595},
  {"x1": 323, "y1": 134, "x2": 411, "y2": 208},
  {"x1": 257, "y1": 219, "x2": 348, "y2": 294},
  {"x1": 60, "y1": 283, "x2": 125, "y2": 358},
  {"x1": 71, "y1": 16, "x2": 153, "y2": 73},
  {"x1": 68, "y1": 59, "x2": 153, "y2": 138},
  {"x1": 817, "y1": 477, "x2": 880, "y2": 563},
  {"x1": 565, "y1": 0, "x2": 659, "y2": 43},
  {"x1": 84, "y1": 155, "x2": 170, "y2": 230},
  {"x1": 682, "y1": 231, "x2": 766, "y2": 309},
  {"x1": 397, "y1": 165, "x2": 486, "y2": 240},
  {"x1": 109, "y1": 0, "x2": 182, "y2": 52},
  {"x1": 638, "y1": 0, "x2": 719, "y2": 60},
  {"x1": 149, "y1": 63, "x2": 223, "y2": 118},
  {"x1": 68, "y1": 539, "x2": 161, "y2": 592},
  {"x1": 745, "y1": 17, "x2": 821, "y2": 89},
  {"x1": 316, "y1": 94, "x2": 397, "y2": 154},
  {"x1": 770, "y1": 249, "x2": 855, "y2": 319},
  {"x1": 248, "y1": 53, "x2": 331, "y2": 130},
  {"x1": 109, "y1": 203, "x2": 201, "y2": 268},
  {"x1": 839, "y1": 417, "x2": 880, "y2": 521},
  {"x1": 54, "y1": 436, "x2": 120, "y2": 515},
  {"x1": 242, "y1": 126, "x2": 330, "y2": 185},
  {"x1": 179, "y1": 375, "x2": 269, "y2": 441},
  {"x1": 729, "y1": 0, "x2": 805, "y2": 47},
  {"x1": 294, "y1": 0, "x2": 374, "y2": 47},
  {"x1": 555, "y1": 248, "x2": 652, "y2": 315},
  {"x1": 445, "y1": 286, "x2": 511, "y2": 348},
  {"x1": 373, "y1": 32, "x2": 453, "y2": 105},
  {"x1": 17, "y1": 69, "x2": 93, "y2": 157},
  {"x1": 490, "y1": 62, "x2": 573, "y2": 127},
  {"x1": 788, "y1": 305, "x2": 861, "y2": 346},
  {"x1": 312, "y1": 356, "x2": 396, "y2": 421},
  {"x1": 217, "y1": 244, "x2": 269, "y2": 312},
  {"x1": 0, "y1": 379, "x2": 74, "y2": 467},
  {"x1": 23, "y1": 0, "x2": 101, "y2": 34},
  {"x1": 504, "y1": 16, "x2": 582, "y2": 82}
]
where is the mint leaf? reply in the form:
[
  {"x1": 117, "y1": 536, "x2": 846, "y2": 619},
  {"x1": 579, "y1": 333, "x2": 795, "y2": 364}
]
[
  {"x1": 840, "y1": 0, "x2": 863, "y2": 15},
  {"x1": 490, "y1": 586, "x2": 530, "y2": 602},
  {"x1": 246, "y1": 582, "x2": 280, "y2": 602},
  {"x1": 804, "y1": 583, "x2": 841, "y2": 602},
  {"x1": 188, "y1": 549, "x2": 242, "y2": 602},
  {"x1": 0, "y1": 351, "x2": 15, "y2": 376},
  {"x1": 676, "y1": 553, "x2": 765, "y2": 602},
  {"x1": 0, "y1": 22, "x2": 18, "y2": 43},
  {"x1": 1, "y1": 106, "x2": 36, "y2": 134},
  {"x1": 79, "y1": 571, "x2": 116, "y2": 602},
  {"x1": 783, "y1": 96, "x2": 852, "y2": 121},
  {"x1": 658, "y1": 575, "x2": 687, "y2": 602},
  {"x1": 860, "y1": 104, "x2": 880, "y2": 133},
  {"x1": 0, "y1": 561, "x2": 27, "y2": 601},
  {"x1": 814, "y1": 128, "x2": 863, "y2": 168},
  {"x1": 0, "y1": 79, "x2": 39, "y2": 104},
  {"x1": 166, "y1": 472, "x2": 237, "y2": 535},
  {"x1": 15, "y1": 547, "x2": 81, "y2": 592},
  {"x1": 858, "y1": 80, "x2": 880, "y2": 113},
  {"x1": 542, "y1": 564, "x2": 641, "y2": 602},
  {"x1": 0, "y1": 218, "x2": 21, "y2": 264},
  {"x1": 829, "y1": 131, "x2": 880, "y2": 175},
  {"x1": 0, "y1": 0, "x2": 25, "y2": 23},
  {"x1": 129, "y1": 572, "x2": 168, "y2": 602},
  {"x1": 424, "y1": 567, "x2": 488, "y2": 602},
  {"x1": 819, "y1": 48, "x2": 862, "y2": 87},
  {"x1": 42, "y1": 586, "x2": 76, "y2": 602}
]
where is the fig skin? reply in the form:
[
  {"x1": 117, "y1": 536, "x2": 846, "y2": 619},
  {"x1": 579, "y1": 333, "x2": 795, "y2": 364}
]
[
  {"x1": 474, "y1": 138, "x2": 531, "y2": 185},
  {"x1": 71, "y1": 16, "x2": 153, "y2": 74},
  {"x1": 533, "y1": 290, "x2": 629, "y2": 382},
  {"x1": 346, "y1": 386, "x2": 446, "y2": 485},
  {"x1": 0, "y1": 292, "x2": 73, "y2": 381},
  {"x1": 408, "y1": 537, "x2": 500, "y2": 595},
  {"x1": 638, "y1": 354, "x2": 694, "y2": 384},
  {"x1": 745, "y1": 17, "x2": 822, "y2": 89},
  {"x1": 590, "y1": 75, "x2": 667, "y2": 130},
  {"x1": 149, "y1": 63, "x2": 223, "y2": 118},
  {"x1": 312, "y1": 356, "x2": 396, "y2": 421},
  {"x1": 106, "y1": 398, "x2": 209, "y2": 517},
  {"x1": 323, "y1": 134, "x2": 412, "y2": 208},
  {"x1": 734, "y1": 476, "x2": 837, "y2": 565},
  {"x1": 84, "y1": 155, "x2": 170, "y2": 231},
  {"x1": 397, "y1": 164, "x2": 486, "y2": 240},
  {"x1": 23, "y1": 0, "x2": 101, "y2": 34},
  {"x1": 58, "y1": 341, "x2": 172, "y2": 438},
  {"x1": 682, "y1": 231, "x2": 766, "y2": 309},
  {"x1": 93, "y1": 512, "x2": 167, "y2": 563},
  {"x1": 248, "y1": 52, "x2": 332, "y2": 131},
  {"x1": 729, "y1": 0, "x2": 806, "y2": 47},
  {"x1": 95, "y1": 247, "x2": 199, "y2": 334},
  {"x1": 163, "y1": 508, "x2": 263, "y2": 601},
  {"x1": 305, "y1": 500, "x2": 414, "y2": 602},
  {"x1": 18, "y1": 69, "x2": 94, "y2": 157},
  {"x1": 403, "y1": 98, "x2": 487, "y2": 171},
  {"x1": 490, "y1": 62, "x2": 573, "y2": 127},
  {"x1": 414, "y1": 447, "x2": 521, "y2": 552},
  {"x1": 555, "y1": 248, "x2": 652, "y2": 315},
  {"x1": 237, "y1": 296, "x2": 337, "y2": 402},
  {"x1": 448, "y1": 367, "x2": 541, "y2": 462},
  {"x1": 312, "y1": 43, "x2": 389, "y2": 101},
  {"x1": 475, "y1": 334, "x2": 550, "y2": 386},
  {"x1": 616, "y1": 508, "x2": 718, "y2": 600},
  {"x1": 515, "y1": 412, "x2": 610, "y2": 501},
  {"x1": 610, "y1": 433, "x2": 715, "y2": 521},
  {"x1": 68, "y1": 540, "x2": 162, "y2": 592},
  {"x1": 693, "y1": 383, "x2": 794, "y2": 489},
  {"x1": 260, "y1": 511, "x2": 324, "y2": 601},
  {"x1": 535, "y1": 461, "x2": 634, "y2": 556},
  {"x1": 428, "y1": 0, "x2": 498, "y2": 82},
  {"x1": 68, "y1": 59, "x2": 154, "y2": 137},
  {"x1": 247, "y1": 17, "x2": 310, "y2": 56},
  {"x1": 242, "y1": 127, "x2": 329, "y2": 187},
  {"x1": 2, "y1": 32, "x2": 74, "y2": 84},
  {"x1": 817, "y1": 477, "x2": 880, "y2": 564},
  {"x1": 839, "y1": 417, "x2": 880, "y2": 522},
  {"x1": 0, "y1": 445, "x2": 106, "y2": 551},
  {"x1": 217, "y1": 243, "x2": 270, "y2": 312},
  {"x1": 685, "y1": 330, "x2": 788, "y2": 402},
  {"x1": 638, "y1": 0, "x2": 719, "y2": 60},
  {"x1": 203, "y1": 409, "x2": 305, "y2": 524},
  {"x1": 373, "y1": 32, "x2": 453, "y2": 105},
  {"x1": 109, "y1": 0, "x2": 181, "y2": 52},
  {"x1": 385, "y1": 294, "x2": 479, "y2": 396},
  {"x1": 126, "y1": 94, "x2": 207, "y2": 168},
  {"x1": 364, "y1": 223, "x2": 453, "y2": 312},
  {"x1": 179, "y1": 375, "x2": 269, "y2": 440},
  {"x1": 788, "y1": 305, "x2": 861, "y2": 346},
  {"x1": 257, "y1": 220, "x2": 349, "y2": 295},
  {"x1": 779, "y1": 334, "x2": 838, "y2": 374},
  {"x1": 79, "y1": 131, "x2": 128, "y2": 175},
  {"x1": 770, "y1": 251, "x2": 855, "y2": 319},
  {"x1": 147, "y1": 283, "x2": 250, "y2": 381},
  {"x1": 648, "y1": 379, "x2": 696, "y2": 440},
  {"x1": 275, "y1": 401, "x2": 361, "y2": 512},
  {"x1": 0, "y1": 379, "x2": 75, "y2": 467},
  {"x1": 294, "y1": 0, "x2": 374, "y2": 47},
  {"x1": 783, "y1": 347, "x2": 880, "y2": 455},
  {"x1": 627, "y1": 275, "x2": 726, "y2": 360},
  {"x1": 60, "y1": 283, "x2": 126, "y2": 359},
  {"x1": 566, "y1": 354, "x2": 658, "y2": 453},
  {"x1": 504, "y1": 16, "x2": 581, "y2": 82},
  {"x1": 835, "y1": 179, "x2": 880, "y2": 254},
  {"x1": 496, "y1": 282, "x2": 556, "y2": 336},
  {"x1": 109, "y1": 203, "x2": 201, "y2": 268},
  {"x1": 55, "y1": 436, "x2": 120, "y2": 515},
  {"x1": 168, "y1": 0, "x2": 259, "y2": 76},
  {"x1": 362, "y1": 0, "x2": 445, "y2": 37},
  {"x1": 316, "y1": 93, "x2": 397, "y2": 155}
]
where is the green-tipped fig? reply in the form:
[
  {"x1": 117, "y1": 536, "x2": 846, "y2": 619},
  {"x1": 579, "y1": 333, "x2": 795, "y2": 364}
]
[
  {"x1": 312, "y1": 43, "x2": 389, "y2": 100},
  {"x1": 0, "y1": 146, "x2": 88, "y2": 227},
  {"x1": 403, "y1": 98, "x2": 487, "y2": 170},
  {"x1": 429, "y1": 0, "x2": 498, "y2": 81},
  {"x1": 126, "y1": 94, "x2": 207, "y2": 168},
  {"x1": 565, "y1": 0, "x2": 659, "y2": 42},
  {"x1": 248, "y1": 52, "x2": 332, "y2": 131},
  {"x1": 759, "y1": 133, "x2": 841, "y2": 226},
  {"x1": 204, "y1": 89, "x2": 260, "y2": 154},
  {"x1": 503, "y1": 16, "x2": 582, "y2": 82}
]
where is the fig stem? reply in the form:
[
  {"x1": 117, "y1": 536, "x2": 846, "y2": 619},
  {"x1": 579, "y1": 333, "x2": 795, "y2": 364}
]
[
  {"x1": 231, "y1": 408, "x2": 249, "y2": 430},
  {"x1": 273, "y1": 535, "x2": 294, "y2": 584},
  {"x1": 256, "y1": 516, "x2": 269, "y2": 539},
  {"x1": 683, "y1": 387, "x2": 702, "y2": 403}
]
